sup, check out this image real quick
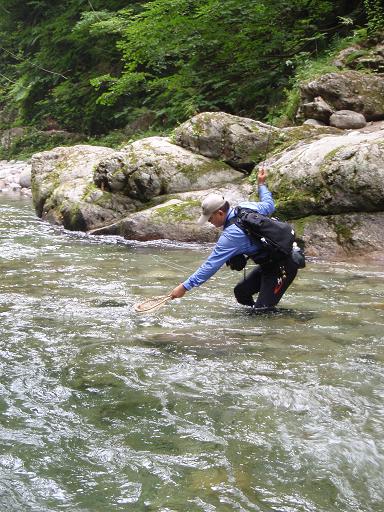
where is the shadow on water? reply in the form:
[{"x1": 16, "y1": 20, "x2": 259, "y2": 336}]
[
  {"x1": 92, "y1": 299, "x2": 129, "y2": 308},
  {"x1": 248, "y1": 307, "x2": 318, "y2": 322}
]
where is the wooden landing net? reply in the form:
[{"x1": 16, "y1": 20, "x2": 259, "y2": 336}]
[{"x1": 133, "y1": 294, "x2": 172, "y2": 313}]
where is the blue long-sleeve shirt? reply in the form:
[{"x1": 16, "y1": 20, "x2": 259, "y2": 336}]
[{"x1": 183, "y1": 184, "x2": 275, "y2": 290}]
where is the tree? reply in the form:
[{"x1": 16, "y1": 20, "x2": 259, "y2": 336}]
[
  {"x1": 0, "y1": 0, "x2": 371, "y2": 134},
  {"x1": 92, "y1": 0, "x2": 364, "y2": 125},
  {"x1": 0, "y1": 0, "x2": 143, "y2": 133}
]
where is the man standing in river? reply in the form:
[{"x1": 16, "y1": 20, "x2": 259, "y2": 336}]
[{"x1": 170, "y1": 168, "x2": 299, "y2": 312}]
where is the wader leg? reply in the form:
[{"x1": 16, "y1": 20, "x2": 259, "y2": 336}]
[
  {"x1": 254, "y1": 257, "x2": 298, "y2": 309},
  {"x1": 234, "y1": 266, "x2": 262, "y2": 306}
]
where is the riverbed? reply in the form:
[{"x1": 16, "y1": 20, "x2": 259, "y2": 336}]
[{"x1": 1, "y1": 194, "x2": 383, "y2": 511}]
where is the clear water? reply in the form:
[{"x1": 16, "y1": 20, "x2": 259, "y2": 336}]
[{"x1": 1, "y1": 195, "x2": 383, "y2": 512}]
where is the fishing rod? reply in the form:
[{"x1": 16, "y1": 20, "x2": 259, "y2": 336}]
[{"x1": 261, "y1": 130, "x2": 272, "y2": 166}]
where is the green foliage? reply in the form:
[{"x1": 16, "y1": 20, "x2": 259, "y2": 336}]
[
  {"x1": 92, "y1": 0, "x2": 366, "y2": 126},
  {"x1": 0, "y1": 0, "x2": 375, "y2": 144},
  {"x1": 0, "y1": 128, "x2": 84, "y2": 160},
  {"x1": 364, "y1": 0, "x2": 384, "y2": 33},
  {"x1": 268, "y1": 25, "x2": 375, "y2": 125},
  {"x1": 0, "y1": 0, "x2": 139, "y2": 134}
]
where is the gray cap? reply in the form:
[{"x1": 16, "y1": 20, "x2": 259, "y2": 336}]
[{"x1": 197, "y1": 193, "x2": 226, "y2": 225}]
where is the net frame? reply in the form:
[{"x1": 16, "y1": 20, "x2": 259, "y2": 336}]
[{"x1": 133, "y1": 294, "x2": 172, "y2": 313}]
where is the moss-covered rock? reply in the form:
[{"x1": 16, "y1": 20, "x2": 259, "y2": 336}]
[
  {"x1": 93, "y1": 136, "x2": 243, "y2": 202},
  {"x1": 31, "y1": 138, "x2": 245, "y2": 233},
  {"x1": 31, "y1": 145, "x2": 122, "y2": 230},
  {"x1": 262, "y1": 129, "x2": 384, "y2": 218},
  {"x1": 173, "y1": 111, "x2": 280, "y2": 172},
  {"x1": 88, "y1": 182, "x2": 253, "y2": 242},
  {"x1": 29, "y1": 111, "x2": 384, "y2": 258},
  {"x1": 299, "y1": 212, "x2": 384, "y2": 258},
  {"x1": 300, "y1": 70, "x2": 384, "y2": 121},
  {"x1": 333, "y1": 40, "x2": 384, "y2": 73}
]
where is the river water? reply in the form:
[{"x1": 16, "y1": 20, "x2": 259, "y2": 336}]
[{"x1": 1, "y1": 194, "x2": 383, "y2": 512}]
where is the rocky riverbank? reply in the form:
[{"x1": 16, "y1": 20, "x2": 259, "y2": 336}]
[
  {"x1": 0, "y1": 160, "x2": 32, "y2": 197},
  {"x1": 3, "y1": 39, "x2": 384, "y2": 261},
  {"x1": 26, "y1": 110, "x2": 384, "y2": 260}
]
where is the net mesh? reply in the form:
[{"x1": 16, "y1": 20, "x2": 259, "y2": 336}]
[{"x1": 133, "y1": 294, "x2": 172, "y2": 313}]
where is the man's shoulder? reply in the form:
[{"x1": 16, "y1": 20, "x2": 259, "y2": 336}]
[{"x1": 222, "y1": 221, "x2": 247, "y2": 240}]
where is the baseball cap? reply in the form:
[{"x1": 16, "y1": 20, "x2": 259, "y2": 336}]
[{"x1": 197, "y1": 193, "x2": 226, "y2": 225}]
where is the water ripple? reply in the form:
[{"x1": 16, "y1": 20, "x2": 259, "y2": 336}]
[{"x1": 1, "y1": 196, "x2": 384, "y2": 511}]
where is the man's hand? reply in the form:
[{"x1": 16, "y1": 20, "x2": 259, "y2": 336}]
[
  {"x1": 257, "y1": 167, "x2": 267, "y2": 185},
  {"x1": 170, "y1": 283, "x2": 187, "y2": 299}
]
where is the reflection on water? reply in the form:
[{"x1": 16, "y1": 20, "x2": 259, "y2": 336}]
[{"x1": 1, "y1": 195, "x2": 384, "y2": 511}]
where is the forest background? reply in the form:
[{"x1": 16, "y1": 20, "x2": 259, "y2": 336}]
[{"x1": 0, "y1": 0, "x2": 383, "y2": 158}]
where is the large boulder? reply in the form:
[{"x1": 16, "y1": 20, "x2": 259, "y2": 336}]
[
  {"x1": 300, "y1": 71, "x2": 384, "y2": 121},
  {"x1": 173, "y1": 112, "x2": 279, "y2": 171},
  {"x1": 31, "y1": 138, "x2": 243, "y2": 232},
  {"x1": 89, "y1": 183, "x2": 253, "y2": 243},
  {"x1": 266, "y1": 129, "x2": 384, "y2": 218},
  {"x1": 93, "y1": 136, "x2": 242, "y2": 201},
  {"x1": 31, "y1": 145, "x2": 132, "y2": 230},
  {"x1": 296, "y1": 212, "x2": 384, "y2": 259}
]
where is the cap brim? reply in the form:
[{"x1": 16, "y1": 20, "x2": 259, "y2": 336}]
[{"x1": 197, "y1": 214, "x2": 210, "y2": 225}]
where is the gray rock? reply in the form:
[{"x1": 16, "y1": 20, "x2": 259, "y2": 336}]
[
  {"x1": 333, "y1": 45, "x2": 362, "y2": 69},
  {"x1": 298, "y1": 212, "x2": 384, "y2": 258},
  {"x1": 89, "y1": 182, "x2": 253, "y2": 243},
  {"x1": 0, "y1": 161, "x2": 32, "y2": 192},
  {"x1": 266, "y1": 128, "x2": 384, "y2": 217},
  {"x1": 23, "y1": 109, "x2": 384, "y2": 260},
  {"x1": 333, "y1": 43, "x2": 384, "y2": 73},
  {"x1": 19, "y1": 168, "x2": 32, "y2": 188},
  {"x1": 300, "y1": 71, "x2": 384, "y2": 121},
  {"x1": 329, "y1": 110, "x2": 367, "y2": 129},
  {"x1": 303, "y1": 119, "x2": 327, "y2": 127},
  {"x1": 94, "y1": 136, "x2": 242, "y2": 202},
  {"x1": 301, "y1": 96, "x2": 334, "y2": 123},
  {"x1": 31, "y1": 145, "x2": 122, "y2": 230},
  {"x1": 173, "y1": 112, "x2": 279, "y2": 171},
  {"x1": 31, "y1": 138, "x2": 243, "y2": 232}
]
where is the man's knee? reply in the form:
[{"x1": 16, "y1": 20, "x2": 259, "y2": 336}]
[{"x1": 234, "y1": 282, "x2": 254, "y2": 306}]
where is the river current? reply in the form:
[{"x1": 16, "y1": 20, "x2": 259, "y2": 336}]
[{"x1": 0, "y1": 195, "x2": 383, "y2": 511}]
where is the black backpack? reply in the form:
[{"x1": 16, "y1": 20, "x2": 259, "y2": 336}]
[{"x1": 233, "y1": 206, "x2": 296, "y2": 262}]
